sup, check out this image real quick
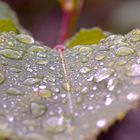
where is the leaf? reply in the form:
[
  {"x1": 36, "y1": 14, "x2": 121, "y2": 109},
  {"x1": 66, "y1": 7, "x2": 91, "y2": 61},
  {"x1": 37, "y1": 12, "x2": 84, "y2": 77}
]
[
  {"x1": 0, "y1": 19, "x2": 18, "y2": 33},
  {"x1": 0, "y1": 1, "x2": 29, "y2": 34},
  {"x1": 0, "y1": 29, "x2": 140, "y2": 140},
  {"x1": 66, "y1": 27, "x2": 106, "y2": 48}
]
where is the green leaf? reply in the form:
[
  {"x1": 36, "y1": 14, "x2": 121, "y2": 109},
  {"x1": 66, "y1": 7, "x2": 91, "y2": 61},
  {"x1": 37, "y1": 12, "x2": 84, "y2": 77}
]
[
  {"x1": 0, "y1": 1, "x2": 29, "y2": 34},
  {"x1": 66, "y1": 27, "x2": 106, "y2": 48},
  {"x1": 0, "y1": 29, "x2": 140, "y2": 140},
  {"x1": 0, "y1": 19, "x2": 18, "y2": 33}
]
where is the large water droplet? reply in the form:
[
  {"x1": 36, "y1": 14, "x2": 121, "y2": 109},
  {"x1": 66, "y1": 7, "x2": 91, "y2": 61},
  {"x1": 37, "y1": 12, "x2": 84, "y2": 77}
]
[
  {"x1": 39, "y1": 89, "x2": 52, "y2": 98},
  {"x1": 43, "y1": 116, "x2": 66, "y2": 133},
  {"x1": 30, "y1": 102, "x2": 47, "y2": 117},
  {"x1": 23, "y1": 78, "x2": 41, "y2": 86},
  {"x1": 7, "y1": 87, "x2": 23, "y2": 96},
  {"x1": 94, "y1": 68, "x2": 115, "y2": 82},
  {"x1": 80, "y1": 67, "x2": 91, "y2": 74},
  {"x1": 116, "y1": 47, "x2": 134, "y2": 56},
  {"x1": 0, "y1": 49, "x2": 23, "y2": 60},
  {"x1": 16, "y1": 34, "x2": 34, "y2": 44},
  {"x1": 126, "y1": 64, "x2": 140, "y2": 77},
  {"x1": 107, "y1": 78, "x2": 118, "y2": 91},
  {"x1": 95, "y1": 53, "x2": 106, "y2": 61},
  {"x1": 28, "y1": 46, "x2": 46, "y2": 53},
  {"x1": 10, "y1": 67, "x2": 22, "y2": 73},
  {"x1": 79, "y1": 47, "x2": 92, "y2": 56}
]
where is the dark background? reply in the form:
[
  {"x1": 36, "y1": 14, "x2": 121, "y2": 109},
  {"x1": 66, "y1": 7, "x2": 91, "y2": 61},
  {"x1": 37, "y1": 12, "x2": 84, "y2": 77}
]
[
  {"x1": 3, "y1": 0, "x2": 140, "y2": 47},
  {"x1": 3, "y1": 0, "x2": 140, "y2": 140}
]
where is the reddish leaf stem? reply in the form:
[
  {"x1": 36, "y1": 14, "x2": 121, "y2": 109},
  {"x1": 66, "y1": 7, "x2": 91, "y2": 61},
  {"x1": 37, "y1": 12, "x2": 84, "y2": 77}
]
[{"x1": 58, "y1": 0, "x2": 83, "y2": 44}]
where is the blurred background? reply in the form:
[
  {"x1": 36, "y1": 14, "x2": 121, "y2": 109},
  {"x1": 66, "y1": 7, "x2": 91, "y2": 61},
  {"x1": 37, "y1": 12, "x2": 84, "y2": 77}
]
[{"x1": 3, "y1": 0, "x2": 140, "y2": 46}]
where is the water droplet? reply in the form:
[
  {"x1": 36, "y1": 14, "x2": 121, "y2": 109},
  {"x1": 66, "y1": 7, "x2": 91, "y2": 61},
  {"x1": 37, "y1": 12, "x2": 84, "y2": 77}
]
[
  {"x1": 94, "y1": 68, "x2": 115, "y2": 82},
  {"x1": 79, "y1": 47, "x2": 92, "y2": 56},
  {"x1": 80, "y1": 87, "x2": 89, "y2": 94},
  {"x1": 39, "y1": 89, "x2": 52, "y2": 98},
  {"x1": 7, "y1": 87, "x2": 23, "y2": 96},
  {"x1": 105, "y1": 97, "x2": 113, "y2": 106},
  {"x1": 107, "y1": 78, "x2": 118, "y2": 91},
  {"x1": 36, "y1": 60, "x2": 49, "y2": 65},
  {"x1": 51, "y1": 87, "x2": 60, "y2": 93},
  {"x1": 126, "y1": 64, "x2": 140, "y2": 77},
  {"x1": 0, "y1": 72, "x2": 5, "y2": 84},
  {"x1": 37, "y1": 52, "x2": 46, "y2": 58},
  {"x1": 92, "y1": 86, "x2": 97, "y2": 91},
  {"x1": 87, "y1": 106, "x2": 93, "y2": 111},
  {"x1": 80, "y1": 67, "x2": 91, "y2": 74},
  {"x1": 48, "y1": 76, "x2": 56, "y2": 83},
  {"x1": 7, "y1": 115, "x2": 14, "y2": 122},
  {"x1": 126, "y1": 29, "x2": 140, "y2": 42},
  {"x1": 95, "y1": 53, "x2": 106, "y2": 61},
  {"x1": 126, "y1": 93, "x2": 138, "y2": 102},
  {"x1": 116, "y1": 47, "x2": 134, "y2": 56},
  {"x1": 81, "y1": 57, "x2": 89, "y2": 63},
  {"x1": 23, "y1": 78, "x2": 41, "y2": 86},
  {"x1": 62, "y1": 82, "x2": 71, "y2": 92},
  {"x1": 16, "y1": 34, "x2": 34, "y2": 44},
  {"x1": 96, "y1": 119, "x2": 107, "y2": 128},
  {"x1": 0, "y1": 49, "x2": 23, "y2": 60},
  {"x1": 28, "y1": 46, "x2": 46, "y2": 53},
  {"x1": 30, "y1": 102, "x2": 47, "y2": 117},
  {"x1": 76, "y1": 96, "x2": 83, "y2": 104},
  {"x1": 49, "y1": 66, "x2": 55, "y2": 71},
  {"x1": 43, "y1": 116, "x2": 66, "y2": 133},
  {"x1": 10, "y1": 67, "x2": 22, "y2": 73}
]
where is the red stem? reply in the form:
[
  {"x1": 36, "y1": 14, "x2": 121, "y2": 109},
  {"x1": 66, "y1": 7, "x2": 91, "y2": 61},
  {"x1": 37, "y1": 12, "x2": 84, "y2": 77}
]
[
  {"x1": 58, "y1": 0, "x2": 84, "y2": 44},
  {"x1": 58, "y1": 10, "x2": 73, "y2": 44}
]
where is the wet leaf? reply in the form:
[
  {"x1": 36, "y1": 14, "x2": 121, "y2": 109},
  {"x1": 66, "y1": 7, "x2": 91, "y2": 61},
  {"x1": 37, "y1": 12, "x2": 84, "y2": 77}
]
[
  {"x1": 66, "y1": 27, "x2": 106, "y2": 48},
  {"x1": 0, "y1": 29, "x2": 140, "y2": 140}
]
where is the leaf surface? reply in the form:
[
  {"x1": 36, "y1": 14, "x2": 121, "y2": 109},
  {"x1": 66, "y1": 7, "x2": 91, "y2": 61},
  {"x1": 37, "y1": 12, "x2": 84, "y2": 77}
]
[
  {"x1": 66, "y1": 28, "x2": 106, "y2": 48},
  {"x1": 0, "y1": 29, "x2": 140, "y2": 140}
]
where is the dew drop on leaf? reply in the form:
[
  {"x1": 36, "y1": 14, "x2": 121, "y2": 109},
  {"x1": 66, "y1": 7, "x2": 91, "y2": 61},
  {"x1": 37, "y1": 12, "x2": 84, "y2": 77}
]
[
  {"x1": 23, "y1": 78, "x2": 41, "y2": 86},
  {"x1": 0, "y1": 49, "x2": 23, "y2": 60},
  {"x1": 30, "y1": 102, "x2": 47, "y2": 118},
  {"x1": 79, "y1": 67, "x2": 91, "y2": 74},
  {"x1": 107, "y1": 77, "x2": 118, "y2": 91},
  {"x1": 16, "y1": 34, "x2": 34, "y2": 44},
  {"x1": 42, "y1": 116, "x2": 66, "y2": 133},
  {"x1": 126, "y1": 64, "x2": 140, "y2": 77},
  {"x1": 39, "y1": 89, "x2": 52, "y2": 98},
  {"x1": 93, "y1": 68, "x2": 115, "y2": 82},
  {"x1": 7, "y1": 87, "x2": 23, "y2": 96},
  {"x1": 116, "y1": 47, "x2": 134, "y2": 56}
]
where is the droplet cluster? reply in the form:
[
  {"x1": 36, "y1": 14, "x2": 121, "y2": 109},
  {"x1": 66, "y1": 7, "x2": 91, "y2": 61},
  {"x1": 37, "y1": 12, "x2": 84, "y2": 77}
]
[{"x1": 0, "y1": 29, "x2": 139, "y2": 140}]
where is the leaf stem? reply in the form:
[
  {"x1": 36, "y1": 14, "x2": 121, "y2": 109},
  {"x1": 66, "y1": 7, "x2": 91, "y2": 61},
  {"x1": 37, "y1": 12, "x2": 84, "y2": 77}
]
[{"x1": 58, "y1": 0, "x2": 83, "y2": 44}]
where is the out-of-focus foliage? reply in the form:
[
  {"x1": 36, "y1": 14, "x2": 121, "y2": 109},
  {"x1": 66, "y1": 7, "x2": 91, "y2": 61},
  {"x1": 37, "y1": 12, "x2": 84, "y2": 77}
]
[{"x1": 66, "y1": 27, "x2": 106, "y2": 48}]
